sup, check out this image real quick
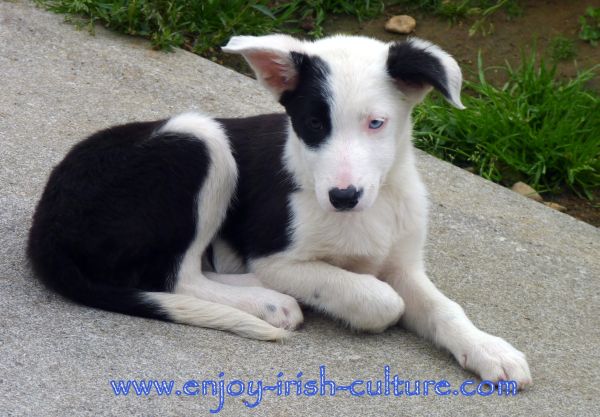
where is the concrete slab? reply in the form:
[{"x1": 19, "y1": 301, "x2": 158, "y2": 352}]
[{"x1": 1, "y1": 1, "x2": 599, "y2": 415}]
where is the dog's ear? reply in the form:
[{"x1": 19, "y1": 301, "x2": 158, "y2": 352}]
[
  {"x1": 387, "y1": 38, "x2": 465, "y2": 109},
  {"x1": 222, "y1": 35, "x2": 306, "y2": 98}
]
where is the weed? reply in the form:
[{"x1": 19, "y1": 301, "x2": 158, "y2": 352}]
[
  {"x1": 413, "y1": 51, "x2": 599, "y2": 198},
  {"x1": 579, "y1": 6, "x2": 600, "y2": 46},
  {"x1": 549, "y1": 36, "x2": 576, "y2": 62},
  {"x1": 286, "y1": 0, "x2": 384, "y2": 38},
  {"x1": 393, "y1": 0, "x2": 522, "y2": 36},
  {"x1": 36, "y1": 0, "x2": 292, "y2": 52}
]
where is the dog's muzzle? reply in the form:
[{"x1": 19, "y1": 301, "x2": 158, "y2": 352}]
[{"x1": 328, "y1": 186, "x2": 363, "y2": 211}]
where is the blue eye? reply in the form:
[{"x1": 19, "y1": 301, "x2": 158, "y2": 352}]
[{"x1": 369, "y1": 119, "x2": 384, "y2": 129}]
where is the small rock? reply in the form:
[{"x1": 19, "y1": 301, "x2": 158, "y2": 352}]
[
  {"x1": 543, "y1": 202, "x2": 567, "y2": 212},
  {"x1": 385, "y1": 15, "x2": 416, "y2": 34},
  {"x1": 511, "y1": 182, "x2": 543, "y2": 202}
]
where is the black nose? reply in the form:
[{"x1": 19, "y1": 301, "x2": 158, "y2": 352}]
[{"x1": 328, "y1": 186, "x2": 363, "y2": 211}]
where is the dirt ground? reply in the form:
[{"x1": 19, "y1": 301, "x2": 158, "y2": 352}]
[{"x1": 324, "y1": 0, "x2": 600, "y2": 89}]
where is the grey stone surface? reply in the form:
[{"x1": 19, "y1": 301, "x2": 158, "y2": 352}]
[{"x1": 1, "y1": 1, "x2": 599, "y2": 416}]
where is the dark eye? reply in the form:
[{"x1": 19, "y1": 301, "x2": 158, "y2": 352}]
[
  {"x1": 307, "y1": 117, "x2": 324, "y2": 130},
  {"x1": 369, "y1": 119, "x2": 385, "y2": 129}
]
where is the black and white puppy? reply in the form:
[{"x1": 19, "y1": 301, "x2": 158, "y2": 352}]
[{"x1": 28, "y1": 35, "x2": 531, "y2": 387}]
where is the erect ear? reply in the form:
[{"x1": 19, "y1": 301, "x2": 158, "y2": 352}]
[
  {"x1": 222, "y1": 35, "x2": 306, "y2": 98},
  {"x1": 387, "y1": 38, "x2": 465, "y2": 109}
]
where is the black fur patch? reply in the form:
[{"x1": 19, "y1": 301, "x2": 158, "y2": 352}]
[
  {"x1": 387, "y1": 41, "x2": 449, "y2": 99},
  {"x1": 279, "y1": 53, "x2": 332, "y2": 149},
  {"x1": 27, "y1": 120, "x2": 210, "y2": 320},
  {"x1": 28, "y1": 113, "x2": 299, "y2": 319},
  {"x1": 218, "y1": 113, "x2": 297, "y2": 262}
]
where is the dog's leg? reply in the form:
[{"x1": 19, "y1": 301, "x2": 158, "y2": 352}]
[
  {"x1": 149, "y1": 112, "x2": 302, "y2": 331},
  {"x1": 175, "y1": 271, "x2": 302, "y2": 330},
  {"x1": 252, "y1": 257, "x2": 404, "y2": 332},
  {"x1": 204, "y1": 272, "x2": 264, "y2": 287},
  {"x1": 382, "y1": 234, "x2": 532, "y2": 388},
  {"x1": 175, "y1": 197, "x2": 302, "y2": 330},
  {"x1": 208, "y1": 238, "x2": 247, "y2": 274}
]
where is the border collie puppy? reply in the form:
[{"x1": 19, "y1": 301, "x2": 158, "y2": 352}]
[{"x1": 28, "y1": 35, "x2": 531, "y2": 387}]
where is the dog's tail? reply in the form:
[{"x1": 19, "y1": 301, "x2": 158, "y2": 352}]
[
  {"x1": 26, "y1": 242, "x2": 289, "y2": 341},
  {"x1": 143, "y1": 292, "x2": 289, "y2": 341}
]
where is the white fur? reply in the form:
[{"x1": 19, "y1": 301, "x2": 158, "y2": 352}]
[
  {"x1": 204, "y1": 272, "x2": 264, "y2": 287},
  {"x1": 222, "y1": 35, "x2": 306, "y2": 97},
  {"x1": 225, "y1": 34, "x2": 531, "y2": 388},
  {"x1": 210, "y1": 238, "x2": 246, "y2": 274},
  {"x1": 144, "y1": 292, "x2": 288, "y2": 340}
]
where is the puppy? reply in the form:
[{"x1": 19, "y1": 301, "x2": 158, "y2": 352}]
[{"x1": 28, "y1": 35, "x2": 531, "y2": 387}]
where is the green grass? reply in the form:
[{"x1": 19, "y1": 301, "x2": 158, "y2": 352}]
[
  {"x1": 579, "y1": 6, "x2": 600, "y2": 46},
  {"x1": 36, "y1": 0, "x2": 526, "y2": 53},
  {"x1": 413, "y1": 52, "x2": 600, "y2": 198},
  {"x1": 549, "y1": 36, "x2": 576, "y2": 62},
  {"x1": 35, "y1": 0, "x2": 385, "y2": 53},
  {"x1": 288, "y1": 0, "x2": 384, "y2": 37},
  {"x1": 36, "y1": 0, "x2": 521, "y2": 52},
  {"x1": 36, "y1": 0, "x2": 292, "y2": 52}
]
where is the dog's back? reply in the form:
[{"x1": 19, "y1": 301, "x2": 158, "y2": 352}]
[{"x1": 27, "y1": 112, "x2": 292, "y2": 340}]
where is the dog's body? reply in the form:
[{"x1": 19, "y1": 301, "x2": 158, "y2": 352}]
[{"x1": 28, "y1": 35, "x2": 531, "y2": 387}]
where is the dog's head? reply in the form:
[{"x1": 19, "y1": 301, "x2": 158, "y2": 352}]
[{"x1": 223, "y1": 35, "x2": 464, "y2": 212}]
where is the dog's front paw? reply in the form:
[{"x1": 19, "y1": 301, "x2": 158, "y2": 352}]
[
  {"x1": 344, "y1": 276, "x2": 405, "y2": 333},
  {"x1": 458, "y1": 332, "x2": 532, "y2": 389}
]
